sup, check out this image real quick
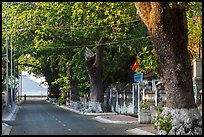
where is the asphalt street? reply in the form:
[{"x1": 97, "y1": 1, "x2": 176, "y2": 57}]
[{"x1": 7, "y1": 98, "x2": 137, "y2": 135}]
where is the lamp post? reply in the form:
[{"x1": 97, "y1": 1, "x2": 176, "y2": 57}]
[
  {"x1": 5, "y1": 3, "x2": 10, "y2": 112},
  {"x1": 13, "y1": 48, "x2": 16, "y2": 102},
  {"x1": 17, "y1": 28, "x2": 26, "y2": 102},
  {"x1": 5, "y1": 2, "x2": 20, "y2": 112},
  {"x1": 10, "y1": 34, "x2": 13, "y2": 107}
]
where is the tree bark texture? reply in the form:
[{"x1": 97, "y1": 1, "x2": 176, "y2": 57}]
[
  {"x1": 135, "y1": 2, "x2": 195, "y2": 109},
  {"x1": 67, "y1": 65, "x2": 79, "y2": 102},
  {"x1": 84, "y1": 37, "x2": 107, "y2": 112},
  {"x1": 45, "y1": 68, "x2": 60, "y2": 99},
  {"x1": 135, "y1": 2, "x2": 202, "y2": 135},
  {"x1": 85, "y1": 38, "x2": 107, "y2": 102}
]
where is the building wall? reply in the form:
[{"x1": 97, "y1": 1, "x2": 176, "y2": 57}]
[{"x1": 21, "y1": 71, "x2": 48, "y2": 96}]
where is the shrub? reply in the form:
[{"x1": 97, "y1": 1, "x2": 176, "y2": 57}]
[
  {"x1": 57, "y1": 97, "x2": 66, "y2": 105},
  {"x1": 139, "y1": 102, "x2": 150, "y2": 110},
  {"x1": 153, "y1": 107, "x2": 172, "y2": 135}
]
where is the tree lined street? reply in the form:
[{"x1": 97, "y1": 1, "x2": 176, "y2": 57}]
[
  {"x1": 8, "y1": 98, "x2": 137, "y2": 135},
  {"x1": 2, "y1": 2, "x2": 202, "y2": 135}
]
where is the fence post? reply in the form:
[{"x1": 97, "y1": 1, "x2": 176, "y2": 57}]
[{"x1": 124, "y1": 89, "x2": 126, "y2": 114}]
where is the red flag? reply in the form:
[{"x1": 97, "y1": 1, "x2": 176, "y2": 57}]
[{"x1": 132, "y1": 57, "x2": 139, "y2": 71}]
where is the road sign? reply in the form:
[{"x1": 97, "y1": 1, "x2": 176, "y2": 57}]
[{"x1": 134, "y1": 73, "x2": 143, "y2": 82}]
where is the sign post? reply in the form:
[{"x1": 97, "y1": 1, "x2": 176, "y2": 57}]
[
  {"x1": 133, "y1": 73, "x2": 143, "y2": 115},
  {"x1": 134, "y1": 73, "x2": 143, "y2": 83}
]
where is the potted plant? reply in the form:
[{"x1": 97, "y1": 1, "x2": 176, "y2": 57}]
[{"x1": 138, "y1": 102, "x2": 151, "y2": 124}]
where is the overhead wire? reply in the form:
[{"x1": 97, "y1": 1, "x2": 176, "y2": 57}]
[
  {"x1": 13, "y1": 18, "x2": 141, "y2": 32},
  {"x1": 3, "y1": 5, "x2": 147, "y2": 50},
  {"x1": 21, "y1": 36, "x2": 151, "y2": 49},
  {"x1": 30, "y1": 19, "x2": 141, "y2": 30},
  {"x1": 9, "y1": 18, "x2": 147, "y2": 50},
  {"x1": 15, "y1": 36, "x2": 151, "y2": 54},
  {"x1": 2, "y1": 13, "x2": 141, "y2": 32}
]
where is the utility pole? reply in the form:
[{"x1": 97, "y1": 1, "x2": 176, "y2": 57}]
[
  {"x1": 10, "y1": 34, "x2": 13, "y2": 107},
  {"x1": 18, "y1": 71, "x2": 20, "y2": 103},
  {"x1": 5, "y1": 4, "x2": 9, "y2": 112},
  {"x1": 5, "y1": 2, "x2": 20, "y2": 112},
  {"x1": 13, "y1": 49, "x2": 16, "y2": 103}
]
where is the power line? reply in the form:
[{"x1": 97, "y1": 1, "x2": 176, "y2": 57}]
[
  {"x1": 33, "y1": 36, "x2": 151, "y2": 49},
  {"x1": 12, "y1": 35, "x2": 151, "y2": 52},
  {"x1": 32, "y1": 19, "x2": 140, "y2": 30},
  {"x1": 2, "y1": 19, "x2": 140, "y2": 34},
  {"x1": 13, "y1": 19, "x2": 140, "y2": 32}
]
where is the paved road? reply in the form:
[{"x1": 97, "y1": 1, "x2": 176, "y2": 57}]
[{"x1": 7, "y1": 98, "x2": 137, "y2": 135}]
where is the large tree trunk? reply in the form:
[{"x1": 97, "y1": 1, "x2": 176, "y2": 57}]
[
  {"x1": 44, "y1": 68, "x2": 60, "y2": 99},
  {"x1": 67, "y1": 65, "x2": 79, "y2": 101},
  {"x1": 135, "y1": 2, "x2": 202, "y2": 135},
  {"x1": 67, "y1": 65, "x2": 80, "y2": 109},
  {"x1": 84, "y1": 37, "x2": 107, "y2": 113},
  {"x1": 47, "y1": 82, "x2": 60, "y2": 99}
]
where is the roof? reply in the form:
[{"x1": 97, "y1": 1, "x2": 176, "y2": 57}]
[{"x1": 143, "y1": 71, "x2": 157, "y2": 79}]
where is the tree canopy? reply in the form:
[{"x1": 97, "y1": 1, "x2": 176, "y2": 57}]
[{"x1": 2, "y1": 2, "x2": 202, "y2": 97}]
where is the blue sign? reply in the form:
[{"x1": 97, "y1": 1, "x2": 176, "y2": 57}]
[{"x1": 134, "y1": 73, "x2": 143, "y2": 82}]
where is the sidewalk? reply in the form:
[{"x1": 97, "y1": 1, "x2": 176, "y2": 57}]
[
  {"x1": 58, "y1": 104, "x2": 157, "y2": 135},
  {"x1": 94, "y1": 114, "x2": 157, "y2": 135},
  {"x1": 2, "y1": 100, "x2": 23, "y2": 135}
]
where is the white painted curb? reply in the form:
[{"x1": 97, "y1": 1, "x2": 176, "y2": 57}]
[
  {"x1": 94, "y1": 116, "x2": 138, "y2": 124},
  {"x1": 127, "y1": 128, "x2": 155, "y2": 135}
]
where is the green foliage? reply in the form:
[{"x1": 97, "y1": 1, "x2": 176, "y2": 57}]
[
  {"x1": 153, "y1": 115, "x2": 172, "y2": 134},
  {"x1": 186, "y1": 2, "x2": 202, "y2": 59},
  {"x1": 51, "y1": 76, "x2": 70, "y2": 91},
  {"x1": 134, "y1": 46, "x2": 160, "y2": 77},
  {"x1": 78, "y1": 91, "x2": 84, "y2": 97},
  {"x1": 2, "y1": 2, "x2": 202, "y2": 85},
  {"x1": 153, "y1": 107, "x2": 172, "y2": 135},
  {"x1": 2, "y1": 82, "x2": 6, "y2": 91},
  {"x1": 2, "y1": 2, "x2": 153, "y2": 96},
  {"x1": 153, "y1": 106, "x2": 164, "y2": 113},
  {"x1": 70, "y1": 48, "x2": 90, "y2": 93},
  {"x1": 57, "y1": 97, "x2": 66, "y2": 105},
  {"x1": 139, "y1": 102, "x2": 150, "y2": 110},
  {"x1": 78, "y1": 91, "x2": 89, "y2": 97}
]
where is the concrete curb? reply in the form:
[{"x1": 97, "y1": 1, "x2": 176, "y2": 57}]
[
  {"x1": 127, "y1": 128, "x2": 156, "y2": 135},
  {"x1": 58, "y1": 105, "x2": 117, "y2": 116},
  {"x1": 59, "y1": 105, "x2": 83, "y2": 114},
  {"x1": 2, "y1": 106, "x2": 17, "y2": 121},
  {"x1": 94, "y1": 116, "x2": 138, "y2": 124},
  {"x1": 53, "y1": 102, "x2": 157, "y2": 135},
  {"x1": 2, "y1": 102, "x2": 22, "y2": 135}
]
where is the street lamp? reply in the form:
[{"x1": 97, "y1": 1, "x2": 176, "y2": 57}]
[
  {"x1": 16, "y1": 28, "x2": 26, "y2": 102},
  {"x1": 5, "y1": 2, "x2": 20, "y2": 112},
  {"x1": 10, "y1": 34, "x2": 13, "y2": 107},
  {"x1": 13, "y1": 47, "x2": 16, "y2": 102}
]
